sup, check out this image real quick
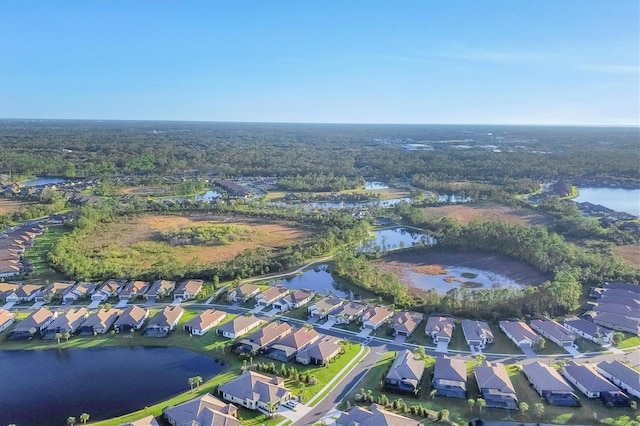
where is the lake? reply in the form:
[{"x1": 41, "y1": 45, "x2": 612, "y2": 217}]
[
  {"x1": 0, "y1": 346, "x2": 225, "y2": 426},
  {"x1": 574, "y1": 187, "x2": 640, "y2": 217},
  {"x1": 272, "y1": 264, "x2": 353, "y2": 299},
  {"x1": 21, "y1": 177, "x2": 66, "y2": 187},
  {"x1": 359, "y1": 227, "x2": 436, "y2": 253},
  {"x1": 407, "y1": 265, "x2": 524, "y2": 293},
  {"x1": 302, "y1": 197, "x2": 412, "y2": 209},
  {"x1": 195, "y1": 189, "x2": 222, "y2": 201}
]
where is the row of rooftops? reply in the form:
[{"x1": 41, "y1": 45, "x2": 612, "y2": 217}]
[
  {"x1": 584, "y1": 282, "x2": 640, "y2": 336},
  {"x1": 0, "y1": 222, "x2": 47, "y2": 277}
]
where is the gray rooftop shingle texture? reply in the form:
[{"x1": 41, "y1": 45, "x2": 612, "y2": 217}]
[{"x1": 385, "y1": 349, "x2": 425, "y2": 384}]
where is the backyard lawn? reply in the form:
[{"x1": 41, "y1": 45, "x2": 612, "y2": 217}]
[{"x1": 23, "y1": 226, "x2": 68, "y2": 284}]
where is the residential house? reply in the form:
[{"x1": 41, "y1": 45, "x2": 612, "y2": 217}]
[
  {"x1": 227, "y1": 284, "x2": 261, "y2": 303},
  {"x1": 328, "y1": 301, "x2": 368, "y2": 325},
  {"x1": 144, "y1": 306, "x2": 184, "y2": 337},
  {"x1": 296, "y1": 335, "x2": 342, "y2": 366},
  {"x1": 272, "y1": 289, "x2": 316, "y2": 312},
  {"x1": 335, "y1": 404, "x2": 419, "y2": 426},
  {"x1": 587, "y1": 311, "x2": 640, "y2": 336},
  {"x1": 522, "y1": 361, "x2": 580, "y2": 407},
  {"x1": 78, "y1": 308, "x2": 121, "y2": 335},
  {"x1": 475, "y1": 362, "x2": 518, "y2": 410},
  {"x1": 597, "y1": 360, "x2": 640, "y2": 398},
  {"x1": 218, "y1": 371, "x2": 291, "y2": 413},
  {"x1": 564, "y1": 317, "x2": 614, "y2": 344},
  {"x1": 36, "y1": 281, "x2": 75, "y2": 304},
  {"x1": 530, "y1": 319, "x2": 577, "y2": 348},
  {"x1": 392, "y1": 311, "x2": 424, "y2": 337},
  {"x1": 120, "y1": 280, "x2": 150, "y2": 301},
  {"x1": 122, "y1": 415, "x2": 160, "y2": 426},
  {"x1": 461, "y1": 319, "x2": 494, "y2": 350},
  {"x1": 147, "y1": 280, "x2": 176, "y2": 299},
  {"x1": 113, "y1": 305, "x2": 149, "y2": 333},
  {"x1": 499, "y1": 320, "x2": 541, "y2": 348},
  {"x1": 384, "y1": 349, "x2": 425, "y2": 394},
  {"x1": 255, "y1": 285, "x2": 289, "y2": 308},
  {"x1": 425, "y1": 316, "x2": 454, "y2": 343},
  {"x1": 7, "y1": 307, "x2": 56, "y2": 340},
  {"x1": 163, "y1": 393, "x2": 239, "y2": 426},
  {"x1": 593, "y1": 302, "x2": 640, "y2": 320},
  {"x1": 308, "y1": 296, "x2": 344, "y2": 320},
  {"x1": 360, "y1": 305, "x2": 394, "y2": 330},
  {"x1": 217, "y1": 315, "x2": 265, "y2": 339},
  {"x1": 63, "y1": 281, "x2": 98, "y2": 303},
  {"x1": 183, "y1": 309, "x2": 227, "y2": 336},
  {"x1": 0, "y1": 308, "x2": 15, "y2": 332},
  {"x1": 174, "y1": 279, "x2": 204, "y2": 301},
  {"x1": 432, "y1": 355, "x2": 467, "y2": 399},
  {"x1": 42, "y1": 307, "x2": 89, "y2": 339},
  {"x1": 92, "y1": 279, "x2": 125, "y2": 302},
  {"x1": 562, "y1": 361, "x2": 630, "y2": 406},
  {"x1": 267, "y1": 326, "x2": 320, "y2": 362},
  {"x1": 235, "y1": 321, "x2": 292, "y2": 354},
  {"x1": 0, "y1": 282, "x2": 19, "y2": 301},
  {"x1": 6, "y1": 284, "x2": 44, "y2": 303}
]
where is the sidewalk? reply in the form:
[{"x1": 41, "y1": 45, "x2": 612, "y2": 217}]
[{"x1": 275, "y1": 345, "x2": 369, "y2": 426}]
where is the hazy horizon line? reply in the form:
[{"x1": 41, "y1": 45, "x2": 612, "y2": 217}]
[{"x1": 0, "y1": 117, "x2": 639, "y2": 128}]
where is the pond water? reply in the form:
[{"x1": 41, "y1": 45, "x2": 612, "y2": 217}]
[
  {"x1": 365, "y1": 181, "x2": 389, "y2": 190},
  {"x1": 272, "y1": 264, "x2": 353, "y2": 299},
  {"x1": 195, "y1": 189, "x2": 222, "y2": 201},
  {"x1": 574, "y1": 187, "x2": 640, "y2": 217},
  {"x1": 0, "y1": 346, "x2": 225, "y2": 426},
  {"x1": 303, "y1": 197, "x2": 412, "y2": 209},
  {"x1": 407, "y1": 266, "x2": 524, "y2": 293},
  {"x1": 21, "y1": 177, "x2": 66, "y2": 187},
  {"x1": 359, "y1": 227, "x2": 436, "y2": 253}
]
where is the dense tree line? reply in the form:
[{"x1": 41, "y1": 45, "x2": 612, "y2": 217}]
[{"x1": 0, "y1": 121, "x2": 637, "y2": 186}]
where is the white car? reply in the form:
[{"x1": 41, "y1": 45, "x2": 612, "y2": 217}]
[{"x1": 285, "y1": 400, "x2": 298, "y2": 409}]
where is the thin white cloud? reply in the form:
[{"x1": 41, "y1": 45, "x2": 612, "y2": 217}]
[{"x1": 580, "y1": 64, "x2": 640, "y2": 74}]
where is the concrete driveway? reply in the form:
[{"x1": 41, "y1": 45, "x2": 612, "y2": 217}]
[
  {"x1": 564, "y1": 345, "x2": 583, "y2": 358},
  {"x1": 115, "y1": 299, "x2": 129, "y2": 308},
  {"x1": 521, "y1": 346, "x2": 537, "y2": 358},
  {"x1": 393, "y1": 335, "x2": 406, "y2": 345},
  {"x1": 264, "y1": 308, "x2": 280, "y2": 317},
  {"x1": 320, "y1": 319, "x2": 336, "y2": 330},
  {"x1": 356, "y1": 328, "x2": 372, "y2": 338},
  {"x1": 435, "y1": 341, "x2": 449, "y2": 353},
  {"x1": 87, "y1": 300, "x2": 101, "y2": 309}
]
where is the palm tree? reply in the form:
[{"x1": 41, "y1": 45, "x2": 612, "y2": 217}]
[
  {"x1": 519, "y1": 402, "x2": 529, "y2": 416},
  {"x1": 63, "y1": 331, "x2": 71, "y2": 342},
  {"x1": 468, "y1": 398, "x2": 475, "y2": 412},
  {"x1": 194, "y1": 376, "x2": 203, "y2": 389},
  {"x1": 476, "y1": 398, "x2": 486, "y2": 414},
  {"x1": 67, "y1": 417, "x2": 76, "y2": 426},
  {"x1": 265, "y1": 401, "x2": 278, "y2": 418},
  {"x1": 534, "y1": 402, "x2": 545, "y2": 418},
  {"x1": 188, "y1": 377, "x2": 195, "y2": 391},
  {"x1": 429, "y1": 389, "x2": 437, "y2": 399},
  {"x1": 55, "y1": 332, "x2": 62, "y2": 345},
  {"x1": 80, "y1": 413, "x2": 90, "y2": 424}
]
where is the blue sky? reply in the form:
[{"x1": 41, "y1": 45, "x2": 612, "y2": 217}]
[{"x1": 0, "y1": 0, "x2": 638, "y2": 125}]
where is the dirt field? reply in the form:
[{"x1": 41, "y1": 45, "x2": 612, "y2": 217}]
[
  {"x1": 422, "y1": 203, "x2": 551, "y2": 226},
  {"x1": 377, "y1": 251, "x2": 549, "y2": 288},
  {"x1": 0, "y1": 199, "x2": 33, "y2": 215},
  {"x1": 614, "y1": 243, "x2": 640, "y2": 267},
  {"x1": 83, "y1": 214, "x2": 311, "y2": 265}
]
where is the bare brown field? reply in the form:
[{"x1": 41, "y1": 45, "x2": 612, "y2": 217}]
[
  {"x1": 422, "y1": 203, "x2": 551, "y2": 226},
  {"x1": 377, "y1": 251, "x2": 549, "y2": 288},
  {"x1": 0, "y1": 199, "x2": 33, "y2": 215},
  {"x1": 614, "y1": 243, "x2": 640, "y2": 267},
  {"x1": 83, "y1": 214, "x2": 311, "y2": 265}
]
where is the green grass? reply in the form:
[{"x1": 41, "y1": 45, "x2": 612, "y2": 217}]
[
  {"x1": 617, "y1": 335, "x2": 640, "y2": 349},
  {"x1": 575, "y1": 336, "x2": 605, "y2": 353},
  {"x1": 23, "y1": 226, "x2": 68, "y2": 284}
]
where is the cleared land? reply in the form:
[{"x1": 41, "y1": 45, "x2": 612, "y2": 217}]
[
  {"x1": 613, "y1": 243, "x2": 640, "y2": 267},
  {"x1": 0, "y1": 199, "x2": 34, "y2": 215},
  {"x1": 422, "y1": 203, "x2": 552, "y2": 226},
  {"x1": 80, "y1": 214, "x2": 311, "y2": 268},
  {"x1": 377, "y1": 251, "x2": 549, "y2": 290}
]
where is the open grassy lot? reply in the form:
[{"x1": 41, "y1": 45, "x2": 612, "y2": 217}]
[
  {"x1": 23, "y1": 226, "x2": 68, "y2": 284},
  {"x1": 75, "y1": 214, "x2": 312, "y2": 274},
  {"x1": 0, "y1": 199, "x2": 34, "y2": 215},
  {"x1": 613, "y1": 243, "x2": 640, "y2": 267},
  {"x1": 343, "y1": 351, "x2": 634, "y2": 425},
  {"x1": 422, "y1": 202, "x2": 552, "y2": 227}
]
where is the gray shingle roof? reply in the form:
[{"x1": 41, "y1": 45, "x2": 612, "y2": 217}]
[
  {"x1": 434, "y1": 355, "x2": 467, "y2": 383},
  {"x1": 385, "y1": 350, "x2": 425, "y2": 385},
  {"x1": 475, "y1": 362, "x2": 516, "y2": 395},
  {"x1": 336, "y1": 404, "x2": 419, "y2": 426},
  {"x1": 461, "y1": 319, "x2": 493, "y2": 343},
  {"x1": 563, "y1": 361, "x2": 620, "y2": 393},
  {"x1": 218, "y1": 371, "x2": 289, "y2": 405},
  {"x1": 163, "y1": 393, "x2": 239, "y2": 426},
  {"x1": 522, "y1": 361, "x2": 574, "y2": 393},
  {"x1": 598, "y1": 360, "x2": 640, "y2": 393}
]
